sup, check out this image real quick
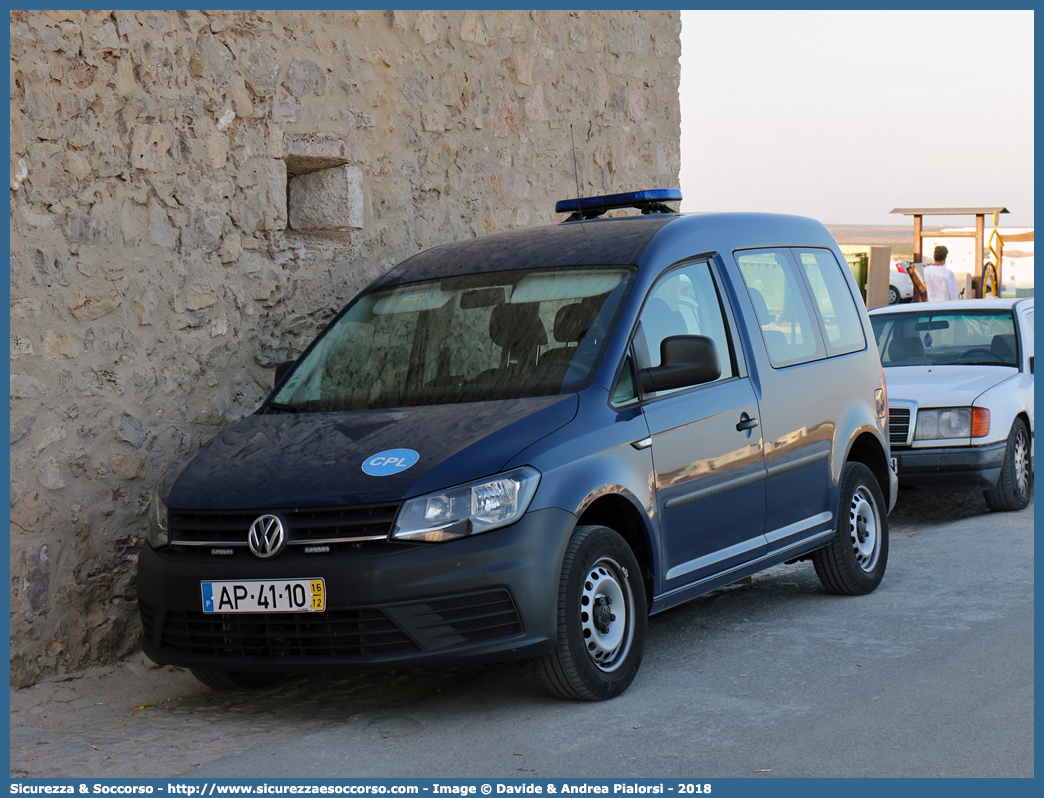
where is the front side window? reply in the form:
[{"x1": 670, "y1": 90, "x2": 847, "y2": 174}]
[
  {"x1": 634, "y1": 260, "x2": 736, "y2": 396},
  {"x1": 736, "y1": 249, "x2": 825, "y2": 367},
  {"x1": 272, "y1": 267, "x2": 635, "y2": 411},
  {"x1": 871, "y1": 310, "x2": 1018, "y2": 367}
]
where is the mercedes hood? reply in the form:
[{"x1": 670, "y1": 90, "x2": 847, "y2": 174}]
[{"x1": 882, "y1": 365, "x2": 1018, "y2": 407}]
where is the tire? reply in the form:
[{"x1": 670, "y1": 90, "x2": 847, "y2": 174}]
[
  {"x1": 190, "y1": 668, "x2": 281, "y2": 690},
  {"x1": 888, "y1": 285, "x2": 900, "y2": 305},
  {"x1": 984, "y1": 419, "x2": 1032, "y2": 511},
  {"x1": 812, "y1": 462, "x2": 889, "y2": 595},
  {"x1": 538, "y1": 525, "x2": 647, "y2": 701}
]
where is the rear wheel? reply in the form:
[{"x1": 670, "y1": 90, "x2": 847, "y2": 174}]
[
  {"x1": 190, "y1": 669, "x2": 281, "y2": 691},
  {"x1": 812, "y1": 462, "x2": 888, "y2": 595},
  {"x1": 888, "y1": 285, "x2": 900, "y2": 305},
  {"x1": 984, "y1": 419, "x2": 1032, "y2": 511},
  {"x1": 538, "y1": 525, "x2": 646, "y2": 701}
]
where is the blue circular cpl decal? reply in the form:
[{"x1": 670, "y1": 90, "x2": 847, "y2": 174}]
[{"x1": 362, "y1": 448, "x2": 420, "y2": 477}]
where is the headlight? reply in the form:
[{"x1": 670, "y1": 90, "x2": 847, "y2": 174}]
[
  {"x1": 146, "y1": 491, "x2": 169, "y2": 549},
  {"x1": 391, "y1": 466, "x2": 541, "y2": 543},
  {"x1": 915, "y1": 408, "x2": 972, "y2": 440}
]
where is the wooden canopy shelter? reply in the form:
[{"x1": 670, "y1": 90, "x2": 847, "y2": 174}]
[{"x1": 889, "y1": 206, "x2": 1017, "y2": 298}]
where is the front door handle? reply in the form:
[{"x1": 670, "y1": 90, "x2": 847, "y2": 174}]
[{"x1": 736, "y1": 414, "x2": 759, "y2": 431}]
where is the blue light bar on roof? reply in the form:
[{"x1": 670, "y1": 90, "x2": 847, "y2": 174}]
[{"x1": 555, "y1": 188, "x2": 683, "y2": 215}]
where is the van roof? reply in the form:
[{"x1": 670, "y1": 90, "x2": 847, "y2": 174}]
[
  {"x1": 371, "y1": 211, "x2": 838, "y2": 289},
  {"x1": 371, "y1": 214, "x2": 679, "y2": 288}
]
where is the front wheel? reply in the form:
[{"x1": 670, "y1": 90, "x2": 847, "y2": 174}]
[
  {"x1": 538, "y1": 526, "x2": 647, "y2": 701},
  {"x1": 812, "y1": 462, "x2": 889, "y2": 595},
  {"x1": 984, "y1": 419, "x2": 1032, "y2": 511}
]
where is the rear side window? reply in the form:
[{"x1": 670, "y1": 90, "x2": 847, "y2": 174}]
[
  {"x1": 795, "y1": 248, "x2": 866, "y2": 356},
  {"x1": 736, "y1": 250, "x2": 824, "y2": 367}
]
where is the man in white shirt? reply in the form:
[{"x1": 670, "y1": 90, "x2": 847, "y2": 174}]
[{"x1": 924, "y1": 245, "x2": 959, "y2": 301}]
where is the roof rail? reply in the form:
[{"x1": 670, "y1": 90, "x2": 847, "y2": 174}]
[{"x1": 556, "y1": 189, "x2": 682, "y2": 221}]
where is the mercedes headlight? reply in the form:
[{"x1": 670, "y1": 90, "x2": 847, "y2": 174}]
[
  {"x1": 146, "y1": 491, "x2": 169, "y2": 549},
  {"x1": 391, "y1": 467, "x2": 541, "y2": 543},
  {"x1": 914, "y1": 408, "x2": 972, "y2": 440}
]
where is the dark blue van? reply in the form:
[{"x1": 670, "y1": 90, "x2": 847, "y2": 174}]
[{"x1": 137, "y1": 190, "x2": 896, "y2": 700}]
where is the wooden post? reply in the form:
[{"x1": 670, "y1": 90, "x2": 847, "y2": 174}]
[
  {"x1": 865, "y1": 246, "x2": 892, "y2": 310},
  {"x1": 974, "y1": 214, "x2": 985, "y2": 297},
  {"x1": 910, "y1": 214, "x2": 926, "y2": 302}
]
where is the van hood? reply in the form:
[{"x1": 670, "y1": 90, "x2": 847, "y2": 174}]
[
  {"x1": 166, "y1": 395, "x2": 578, "y2": 510},
  {"x1": 883, "y1": 365, "x2": 1018, "y2": 407}
]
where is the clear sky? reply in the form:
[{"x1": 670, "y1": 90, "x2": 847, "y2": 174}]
[{"x1": 678, "y1": 10, "x2": 1034, "y2": 227}]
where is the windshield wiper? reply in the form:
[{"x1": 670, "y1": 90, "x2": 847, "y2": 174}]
[{"x1": 264, "y1": 402, "x2": 301, "y2": 414}]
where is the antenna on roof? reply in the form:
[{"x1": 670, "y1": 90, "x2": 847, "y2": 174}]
[
  {"x1": 570, "y1": 124, "x2": 582, "y2": 203},
  {"x1": 570, "y1": 125, "x2": 590, "y2": 238}
]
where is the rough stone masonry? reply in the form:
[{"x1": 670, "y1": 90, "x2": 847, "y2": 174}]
[{"x1": 8, "y1": 9, "x2": 682, "y2": 686}]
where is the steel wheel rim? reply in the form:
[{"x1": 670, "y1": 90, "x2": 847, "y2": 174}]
[
  {"x1": 579, "y1": 556, "x2": 633, "y2": 672},
  {"x1": 1014, "y1": 429, "x2": 1030, "y2": 496},
  {"x1": 849, "y1": 486, "x2": 880, "y2": 572}
]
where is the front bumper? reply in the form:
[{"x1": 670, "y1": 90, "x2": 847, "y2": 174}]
[
  {"x1": 136, "y1": 506, "x2": 577, "y2": 673},
  {"x1": 893, "y1": 441, "x2": 1007, "y2": 492}
]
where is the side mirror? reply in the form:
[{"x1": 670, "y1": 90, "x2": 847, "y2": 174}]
[
  {"x1": 274, "y1": 360, "x2": 295, "y2": 386},
  {"x1": 640, "y1": 335, "x2": 720, "y2": 393}
]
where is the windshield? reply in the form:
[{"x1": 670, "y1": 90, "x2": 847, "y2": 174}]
[
  {"x1": 271, "y1": 266, "x2": 635, "y2": 411},
  {"x1": 870, "y1": 309, "x2": 1018, "y2": 367}
]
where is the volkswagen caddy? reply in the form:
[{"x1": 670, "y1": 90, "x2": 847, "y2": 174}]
[{"x1": 137, "y1": 190, "x2": 896, "y2": 700}]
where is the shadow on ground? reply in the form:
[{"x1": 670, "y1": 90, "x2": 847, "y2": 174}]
[{"x1": 887, "y1": 486, "x2": 1020, "y2": 534}]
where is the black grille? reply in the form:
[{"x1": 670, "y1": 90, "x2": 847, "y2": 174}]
[
  {"x1": 169, "y1": 503, "x2": 400, "y2": 547},
  {"x1": 140, "y1": 588, "x2": 523, "y2": 662},
  {"x1": 889, "y1": 407, "x2": 911, "y2": 445},
  {"x1": 153, "y1": 604, "x2": 420, "y2": 659},
  {"x1": 139, "y1": 600, "x2": 156, "y2": 640},
  {"x1": 386, "y1": 589, "x2": 524, "y2": 650}
]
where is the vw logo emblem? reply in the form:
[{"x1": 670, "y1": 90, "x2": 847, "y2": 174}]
[{"x1": 247, "y1": 515, "x2": 286, "y2": 559}]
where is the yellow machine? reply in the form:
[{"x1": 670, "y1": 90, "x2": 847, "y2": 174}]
[{"x1": 982, "y1": 210, "x2": 1003, "y2": 298}]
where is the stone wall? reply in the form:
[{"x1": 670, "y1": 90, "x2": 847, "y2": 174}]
[{"x1": 8, "y1": 9, "x2": 682, "y2": 686}]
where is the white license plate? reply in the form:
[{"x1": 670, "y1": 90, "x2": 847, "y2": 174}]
[
  {"x1": 890, "y1": 457, "x2": 898, "y2": 473},
  {"x1": 201, "y1": 578, "x2": 326, "y2": 614}
]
